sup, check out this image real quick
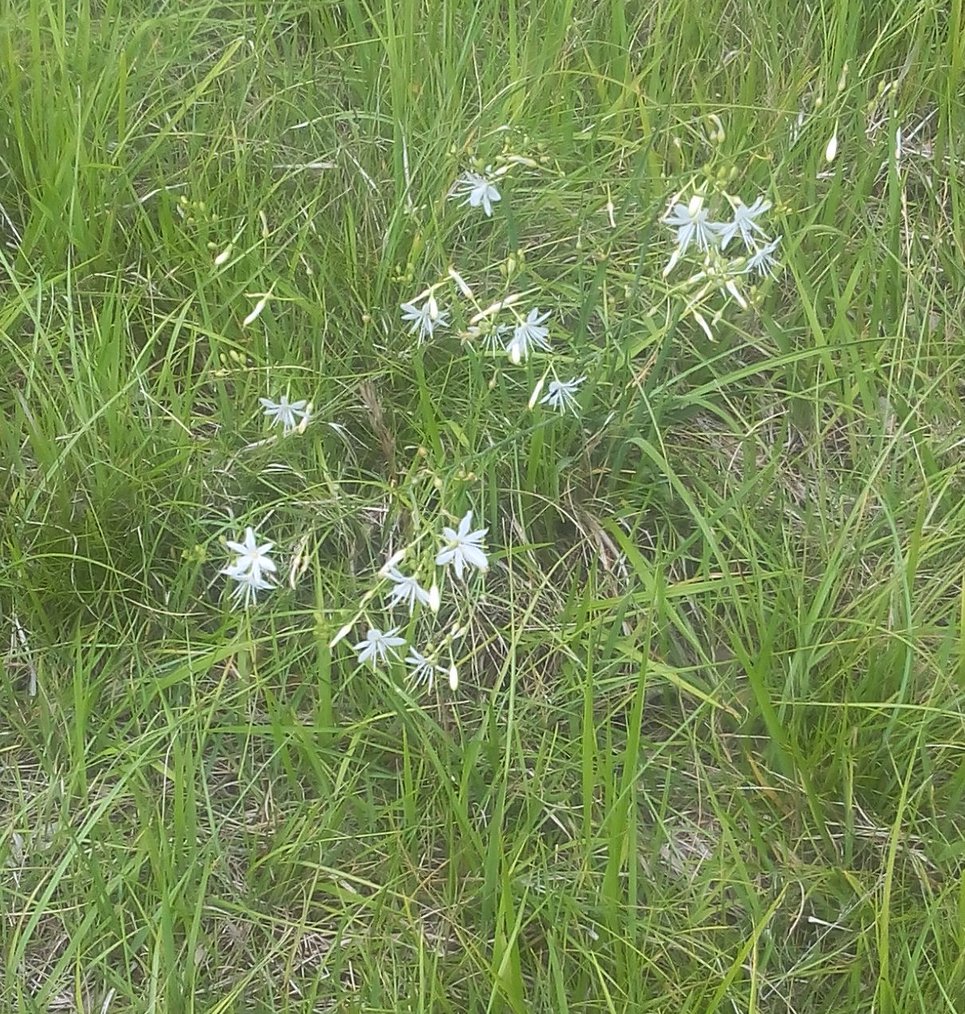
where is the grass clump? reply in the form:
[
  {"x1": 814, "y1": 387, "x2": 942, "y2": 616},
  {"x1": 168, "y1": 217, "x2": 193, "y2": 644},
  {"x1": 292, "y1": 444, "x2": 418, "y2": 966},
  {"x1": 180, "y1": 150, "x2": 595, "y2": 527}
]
[{"x1": 1, "y1": 0, "x2": 963, "y2": 1010}]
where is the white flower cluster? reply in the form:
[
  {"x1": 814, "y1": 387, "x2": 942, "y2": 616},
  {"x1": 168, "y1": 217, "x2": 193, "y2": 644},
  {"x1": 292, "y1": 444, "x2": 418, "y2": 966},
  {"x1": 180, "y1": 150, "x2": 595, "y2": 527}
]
[
  {"x1": 395, "y1": 165, "x2": 585, "y2": 416},
  {"x1": 659, "y1": 190, "x2": 782, "y2": 341},
  {"x1": 662, "y1": 192, "x2": 782, "y2": 281},
  {"x1": 221, "y1": 511, "x2": 489, "y2": 691},
  {"x1": 218, "y1": 154, "x2": 785, "y2": 699},
  {"x1": 350, "y1": 510, "x2": 489, "y2": 688}
]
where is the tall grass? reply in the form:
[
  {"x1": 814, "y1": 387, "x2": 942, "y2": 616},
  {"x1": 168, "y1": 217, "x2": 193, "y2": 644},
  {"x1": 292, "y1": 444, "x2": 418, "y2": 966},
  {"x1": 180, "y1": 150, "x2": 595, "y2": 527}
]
[{"x1": 1, "y1": 0, "x2": 963, "y2": 1010}]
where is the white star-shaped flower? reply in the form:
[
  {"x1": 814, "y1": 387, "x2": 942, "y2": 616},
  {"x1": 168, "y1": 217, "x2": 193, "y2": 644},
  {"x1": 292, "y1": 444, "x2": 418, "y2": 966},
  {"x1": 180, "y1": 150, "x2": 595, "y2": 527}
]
[
  {"x1": 718, "y1": 196, "x2": 772, "y2": 250},
  {"x1": 223, "y1": 527, "x2": 276, "y2": 583},
  {"x1": 406, "y1": 648, "x2": 447, "y2": 689},
  {"x1": 476, "y1": 322, "x2": 512, "y2": 353},
  {"x1": 385, "y1": 568, "x2": 437, "y2": 614},
  {"x1": 353, "y1": 627, "x2": 406, "y2": 667},
  {"x1": 435, "y1": 511, "x2": 489, "y2": 580},
  {"x1": 401, "y1": 295, "x2": 450, "y2": 343},
  {"x1": 663, "y1": 194, "x2": 721, "y2": 257},
  {"x1": 506, "y1": 308, "x2": 551, "y2": 364},
  {"x1": 539, "y1": 376, "x2": 586, "y2": 415},
  {"x1": 226, "y1": 569, "x2": 275, "y2": 608},
  {"x1": 260, "y1": 395, "x2": 309, "y2": 434},
  {"x1": 450, "y1": 171, "x2": 501, "y2": 217},
  {"x1": 222, "y1": 527, "x2": 277, "y2": 607},
  {"x1": 744, "y1": 235, "x2": 782, "y2": 278}
]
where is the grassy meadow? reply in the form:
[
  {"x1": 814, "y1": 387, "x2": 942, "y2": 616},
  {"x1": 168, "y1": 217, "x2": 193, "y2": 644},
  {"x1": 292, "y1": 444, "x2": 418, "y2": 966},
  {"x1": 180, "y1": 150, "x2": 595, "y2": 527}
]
[{"x1": 1, "y1": 0, "x2": 964, "y2": 1010}]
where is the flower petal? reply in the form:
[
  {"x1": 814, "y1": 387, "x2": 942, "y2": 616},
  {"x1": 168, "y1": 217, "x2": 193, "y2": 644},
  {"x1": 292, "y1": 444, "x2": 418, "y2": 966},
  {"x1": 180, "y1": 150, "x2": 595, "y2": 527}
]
[{"x1": 461, "y1": 545, "x2": 489, "y2": 571}]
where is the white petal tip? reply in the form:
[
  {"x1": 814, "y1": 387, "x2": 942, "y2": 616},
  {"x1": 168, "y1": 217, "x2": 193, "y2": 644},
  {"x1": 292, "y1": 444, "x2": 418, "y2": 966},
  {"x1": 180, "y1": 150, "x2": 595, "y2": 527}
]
[
  {"x1": 243, "y1": 297, "x2": 268, "y2": 327},
  {"x1": 528, "y1": 378, "x2": 546, "y2": 409},
  {"x1": 330, "y1": 623, "x2": 354, "y2": 648},
  {"x1": 379, "y1": 548, "x2": 407, "y2": 576}
]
